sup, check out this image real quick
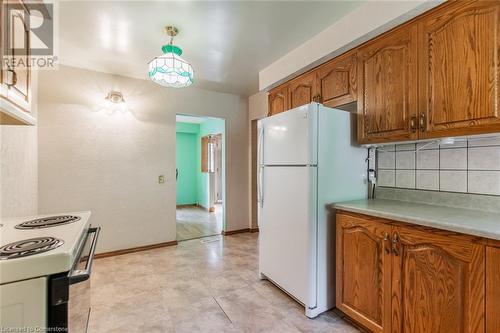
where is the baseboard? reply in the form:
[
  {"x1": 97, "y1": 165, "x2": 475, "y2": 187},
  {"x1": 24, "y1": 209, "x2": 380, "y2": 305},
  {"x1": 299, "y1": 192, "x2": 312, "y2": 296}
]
[
  {"x1": 250, "y1": 227, "x2": 259, "y2": 233},
  {"x1": 95, "y1": 240, "x2": 178, "y2": 259},
  {"x1": 176, "y1": 204, "x2": 198, "y2": 208},
  {"x1": 221, "y1": 228, "x2": 250, "y2": 236}
]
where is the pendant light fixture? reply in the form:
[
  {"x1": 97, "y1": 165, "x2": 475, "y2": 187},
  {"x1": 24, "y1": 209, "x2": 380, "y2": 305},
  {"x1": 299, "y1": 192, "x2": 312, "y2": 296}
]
[{"x1": 148, "y1": 26, "x2": 194, "y2": 88}]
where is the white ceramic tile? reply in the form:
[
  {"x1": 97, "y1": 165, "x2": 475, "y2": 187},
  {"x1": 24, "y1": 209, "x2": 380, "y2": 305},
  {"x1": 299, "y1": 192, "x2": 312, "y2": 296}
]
[
  {"x1": 440, "y1": 171, "x2": 467, "y2": 193},
  {"x1": 379, "y1": 144, "x2": 395, "y2": 152},
  {"x1": 416, "y1": 170, "x2": 439, "y2": 190},
  {"x1": 468, "y1": 146, "x2": 500, "y2": 170},
  {"x1": 417, "y1": 150, "x2": 439, "y2": 170},
  {"x1": 468, "y1": 171, "x2": 500, "y2": 195},
  {"x1": 396, "y1": 170, "x2": 415, "y2": 189},
  {"x1": 378, "y1": 151, "x2": 395, "y2": 169},
  {"x1": 396, "y1": 143, "x2": 416, "y2": 151},
  {"x1": 417, "y1": 141, "x2": 439, "y2": 150},
  {"x1": 468, "y1": 136, "x2": 500, "y2": 147},
  {"x1": 377, "y1": 170, "x2": 395, "y2": 187},
  {"x1": 439, "y1": 140, "x2": 467, "y2": 149},
  {"x1": 396, "y1": 151, "x2": 415, "y2": 169},
  {"x1": 440, "y1": 148, "x2": 467, "y2": 170}
]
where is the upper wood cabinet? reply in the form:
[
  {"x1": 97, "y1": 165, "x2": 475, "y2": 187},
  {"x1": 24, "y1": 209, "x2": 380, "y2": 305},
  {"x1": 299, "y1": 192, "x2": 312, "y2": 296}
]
[
  {"x1": 268, "y1": 85, "x2": 288, "y2": 117},
  {"x1": 336, "y1": 211, "x2": 487, "y2": 333},
  {"x1": 317, "y1": 51, "x2": 357, "y2": 108},
  {"x1": 336, "y1": 213, "x2": 392, "y2": 333},
  {"x1": 288, "y1": 71, "x2": 317, "y2": 110},
  {"x1": 0, "y1": 0, "x2": 34, "y2": 125},
  {"x1": 418, "y1": 1, "x2": 500, "y2": 139},
  {"x1": 357, "y1": 25, "x2": 418, "y2": 144}
]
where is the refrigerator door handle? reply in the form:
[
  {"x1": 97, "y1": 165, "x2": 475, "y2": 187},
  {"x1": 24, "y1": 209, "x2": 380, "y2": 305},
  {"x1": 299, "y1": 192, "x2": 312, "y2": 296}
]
[
  {"x1": 258, "y1": 126, "x2": 264, "y2": 207},
  {"x1": 259, "y1": 166, "x2": 264, "y2": 208}
]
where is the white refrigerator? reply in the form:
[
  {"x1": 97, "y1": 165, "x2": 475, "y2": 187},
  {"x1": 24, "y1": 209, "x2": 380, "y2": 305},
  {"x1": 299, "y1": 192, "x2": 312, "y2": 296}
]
[{"x1": 257, "y1": 102, "x2": 367, "y2": 318}]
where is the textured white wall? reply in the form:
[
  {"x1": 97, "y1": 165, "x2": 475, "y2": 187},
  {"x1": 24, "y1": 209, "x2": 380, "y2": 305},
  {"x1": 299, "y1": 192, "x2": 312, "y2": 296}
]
[
  {"x1": 1, "y1": 72, "x2": 38, "y2": 218},
  {"x1": 38, "y1": 65, "x2": 249, "y2": 253},
  {"x1": 259, "y1": 0, "x2": 442, "y2": 90}
]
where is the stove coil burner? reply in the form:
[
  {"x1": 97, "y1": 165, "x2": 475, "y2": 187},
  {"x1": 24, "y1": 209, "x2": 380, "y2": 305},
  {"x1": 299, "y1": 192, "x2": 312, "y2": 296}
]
[
  {"x1": 0, "y1": 237, "x2": 64, "y2": 260},
  {"x1": 15, "y1": 215, "x2": 81, "y2": 229}
]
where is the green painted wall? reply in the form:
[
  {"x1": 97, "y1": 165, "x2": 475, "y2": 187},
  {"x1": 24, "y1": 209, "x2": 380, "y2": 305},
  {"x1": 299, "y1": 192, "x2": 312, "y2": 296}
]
[
  {"x1": 196, "y1": 118, "x2": 225, "y2": 209},
  {"x1": 176, "y1": 122, "x2": 199, "y2": 205}
]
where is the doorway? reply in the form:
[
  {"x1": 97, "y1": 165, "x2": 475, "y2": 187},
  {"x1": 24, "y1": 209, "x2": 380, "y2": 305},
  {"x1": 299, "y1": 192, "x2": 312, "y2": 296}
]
[{"x1": 175, "y1": 115, "x2": 225, "y2": 241}]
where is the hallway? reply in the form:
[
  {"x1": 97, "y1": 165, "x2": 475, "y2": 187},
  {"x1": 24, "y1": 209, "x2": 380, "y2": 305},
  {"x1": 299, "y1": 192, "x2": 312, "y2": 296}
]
[{"x1": 176, "y1": 204, "x2": 223, "y2": 241}]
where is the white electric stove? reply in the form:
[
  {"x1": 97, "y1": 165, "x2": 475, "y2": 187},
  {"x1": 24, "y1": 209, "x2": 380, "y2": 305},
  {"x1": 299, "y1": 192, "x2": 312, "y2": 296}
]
[{"x1": 0, "y1": 212, "x2": 100, "y2": 333}]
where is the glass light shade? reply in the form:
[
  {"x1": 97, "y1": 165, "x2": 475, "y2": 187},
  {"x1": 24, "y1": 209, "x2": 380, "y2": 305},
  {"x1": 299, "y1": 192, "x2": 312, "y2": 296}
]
[{"x1": 148, "y1": 45, "x2": 194, "y2": 88}]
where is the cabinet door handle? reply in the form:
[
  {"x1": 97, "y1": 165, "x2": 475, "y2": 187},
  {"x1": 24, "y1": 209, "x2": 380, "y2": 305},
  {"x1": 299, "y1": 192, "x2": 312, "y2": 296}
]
[
  {"x1": 410, "y1": 115, "x2": 417, "y2": 133},
  {"x1": 5, "y1": 69, "x2": 17, "y2": 87},
  {"x1": 419, "y1": 112, "x2": 427, "y2": 132},
  {"x1": 392, "y1": 233, "x2": 400, "y2": 256},
  {"x1": 383, "y1": 232, "x2": 390, "y2": 254}
]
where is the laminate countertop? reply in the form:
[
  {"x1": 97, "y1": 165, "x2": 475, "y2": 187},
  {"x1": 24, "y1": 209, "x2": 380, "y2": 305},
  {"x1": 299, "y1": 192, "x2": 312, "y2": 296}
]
[{"x1": 331, "y1": 199, "x2": 500, "y2": 241}]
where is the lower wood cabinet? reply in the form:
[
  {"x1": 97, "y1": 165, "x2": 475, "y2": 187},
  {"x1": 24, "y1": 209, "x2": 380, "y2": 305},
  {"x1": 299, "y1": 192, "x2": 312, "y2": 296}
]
[{"x1": 336, "y1": 211, "x2": 489, "y2": 333}]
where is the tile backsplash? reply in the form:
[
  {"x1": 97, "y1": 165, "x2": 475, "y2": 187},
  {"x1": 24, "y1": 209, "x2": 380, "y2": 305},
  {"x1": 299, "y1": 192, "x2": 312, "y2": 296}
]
[{"x1": 374, "y1": 136, "x2": 500, "y2": 196}]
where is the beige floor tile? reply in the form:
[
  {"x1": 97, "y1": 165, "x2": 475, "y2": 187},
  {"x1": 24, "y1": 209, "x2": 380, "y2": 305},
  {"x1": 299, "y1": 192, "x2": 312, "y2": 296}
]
[{"x1": 90, "y1": 233, "x2": 359, "y2": 333}]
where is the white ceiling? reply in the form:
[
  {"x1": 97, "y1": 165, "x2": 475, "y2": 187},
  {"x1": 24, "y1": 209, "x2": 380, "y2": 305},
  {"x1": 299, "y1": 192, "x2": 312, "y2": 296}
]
[{"x1": 58, "y1": 1, "x2": 364, "y2": 96}]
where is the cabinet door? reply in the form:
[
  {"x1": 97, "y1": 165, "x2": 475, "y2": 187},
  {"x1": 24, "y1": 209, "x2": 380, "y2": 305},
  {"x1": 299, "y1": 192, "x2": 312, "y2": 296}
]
[
  {"x1": 392, "y1": 225, "x2": 485, "y2": 333},
  {"x1": 288, "y1": 71, "x2": 317, "y2": 109},
  {"x1": 336, "y1": 213, "x2": 392, "y2": 333},
  {"x1": 2, "y1": 0, "x2": 30, "y2": 109},
  {"x1": 357, "y1": 25, "x2": 418, "y2": 144},
  {"x1": 268, "y1": 85, "x2": 288, "y2": 116},
  {"x1": 317, "y1": 51, "x2": 357, "y2": 108},
  {"x1": 418, "y1": 1, "x2": 500, "y2": 139},
  {"x1": 486, "y1": 245, "x2": 500, "y2": 333}
]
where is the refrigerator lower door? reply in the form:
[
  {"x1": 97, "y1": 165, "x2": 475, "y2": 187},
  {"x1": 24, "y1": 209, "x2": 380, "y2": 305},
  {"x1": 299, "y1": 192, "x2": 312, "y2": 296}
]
[
  {"x1": 259, "y1": 103, "x2": 318, "y2": 166},
  {"x1": 258, "y1": 166, "x2": 317, "y2": 308}
]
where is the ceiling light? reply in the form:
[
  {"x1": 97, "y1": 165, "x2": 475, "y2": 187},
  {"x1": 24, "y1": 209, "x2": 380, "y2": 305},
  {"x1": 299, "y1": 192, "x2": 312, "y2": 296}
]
[
  {"x1": 104, "y1": 91, "x2": 126, "y2": 112},
  {"x1": 148, "y1": 26, "x2": 194, "y2": 88}
]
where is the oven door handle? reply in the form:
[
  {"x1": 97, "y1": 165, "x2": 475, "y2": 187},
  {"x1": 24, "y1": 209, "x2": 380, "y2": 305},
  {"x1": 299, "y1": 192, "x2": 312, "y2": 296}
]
[{"x1": 69, "y1": 226, "x2": 100, "y2": 285}]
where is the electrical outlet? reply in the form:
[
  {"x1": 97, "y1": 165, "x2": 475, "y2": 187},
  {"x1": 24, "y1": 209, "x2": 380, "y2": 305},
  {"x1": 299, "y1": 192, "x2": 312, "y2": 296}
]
[{"x1": 158, "y1": 175, "x2": 165, "y2": 184}]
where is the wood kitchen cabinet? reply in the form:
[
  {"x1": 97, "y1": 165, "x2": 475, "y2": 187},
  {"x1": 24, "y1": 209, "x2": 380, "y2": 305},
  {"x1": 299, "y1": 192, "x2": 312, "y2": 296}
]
[
  {"x1": 486, "y1": 245, "x2": 500, "y2": 333},
  {"x1": 268, "y1": 85, "x2": 288, "y2": 117},
  {"x1": 392, "y1": 224, "x2": 485, "y2": 333},
  {"x1": 288, "y1": 71, "x2": 317, "y2": 110},
  {"x1": 336, "y1": 211, "x2": 487, "y2": 333},
  {"x1": 336, "y1": 213, "x2": 392, "y2": 333},
  {"x1": 0, "y1": 0, "x2": 34, "y2": 125},
  {"x1": 356, "y1": 25, "x2": 418, "y2": 144},
  {"x1": 317, "y1": 50, "x2": 357, "y2": 108},
  {"x1": 418, "y1": 1, "x2": 500, "y2": 139}
]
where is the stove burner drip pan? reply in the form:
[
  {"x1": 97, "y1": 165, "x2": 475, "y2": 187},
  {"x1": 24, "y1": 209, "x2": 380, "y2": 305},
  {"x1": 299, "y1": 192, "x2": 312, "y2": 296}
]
[
  {"x1": 0, "y1": 237, "x2": 65, "y2": 260},
  {"x1": 15, "y1": 215, "x2": 81, "y2": 229}
]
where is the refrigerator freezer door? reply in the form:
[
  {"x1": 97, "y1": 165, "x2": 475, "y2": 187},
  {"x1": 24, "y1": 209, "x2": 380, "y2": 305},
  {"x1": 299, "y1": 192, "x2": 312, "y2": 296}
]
[
  {"x1": 258, "y1": 166, "x2": 317, "y2": 307},
  {"x1": 259, "y1": 103, "x2": 318, "y2": 166}
]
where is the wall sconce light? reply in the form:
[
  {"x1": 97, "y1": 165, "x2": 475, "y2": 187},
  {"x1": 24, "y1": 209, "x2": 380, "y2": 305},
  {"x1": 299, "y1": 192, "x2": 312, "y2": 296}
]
[{"x1": 104, "y1": 91, "x2": 127, "y2": 112}]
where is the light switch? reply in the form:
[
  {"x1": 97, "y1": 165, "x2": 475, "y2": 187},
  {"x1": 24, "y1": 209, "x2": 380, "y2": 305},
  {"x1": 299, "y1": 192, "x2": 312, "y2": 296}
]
[{"x1": 158, "y1": 175, "x2": 165, "y2": 184}]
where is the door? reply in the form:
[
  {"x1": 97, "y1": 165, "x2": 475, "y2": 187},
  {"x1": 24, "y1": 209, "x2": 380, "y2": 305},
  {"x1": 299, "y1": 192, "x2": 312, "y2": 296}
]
[
  {"x1": 268, "y1": 85, "x2": 289, "y2": 116},
  {"x1": 317, "y1": 51, "x2": 357, "y2": 108},
  {"x1": 357, "y1": 25, "x2": 418, "y2": 144},
  {"x1": 288, "y1": 71, "x2": 317, "y2": 109},
  {"x1": 258, "y1": 166, "x2": 317, "y2": 306},
  {"x1": 392, "y1": 225, "x2": 485, "y2": 333},
  {"x1": 259, "y1": 103, "x2": 317, "y2": 166},
  {"x1": 336, "y1": 213, "x2": 392, "y2": 333},
  {"x1": 418, "y1": 1, "x2": 500, "y2": 138}
]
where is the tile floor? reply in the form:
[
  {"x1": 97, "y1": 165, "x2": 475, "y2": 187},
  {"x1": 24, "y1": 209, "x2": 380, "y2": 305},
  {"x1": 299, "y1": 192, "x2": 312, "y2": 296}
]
[
  {"x1": 89, "y1": 233, "x2": 360, "y2": 333},
  {"x1": 176, "y1": 205, "x2": 223, "y2": 241}
]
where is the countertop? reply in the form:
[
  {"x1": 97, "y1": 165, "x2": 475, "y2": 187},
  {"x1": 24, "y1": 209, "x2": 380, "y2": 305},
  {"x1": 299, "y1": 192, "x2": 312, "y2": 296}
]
[{"x1": 332, "y1": 199, "x2": 500, "y2": 241}]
